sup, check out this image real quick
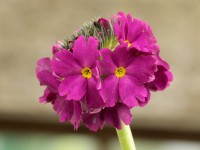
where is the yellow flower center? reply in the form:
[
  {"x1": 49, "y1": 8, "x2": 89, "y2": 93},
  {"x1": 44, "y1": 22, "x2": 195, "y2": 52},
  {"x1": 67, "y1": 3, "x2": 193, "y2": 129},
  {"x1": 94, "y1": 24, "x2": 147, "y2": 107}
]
[
  {"x1": 124, "y1": 40, "x2": 132, "y2": 48},
  {"x1": 115, "y1": 67, "x2": 126, "y2": 78},
  {"x1": 81, "y1": 67, "x2": 92, "y2": 78}
]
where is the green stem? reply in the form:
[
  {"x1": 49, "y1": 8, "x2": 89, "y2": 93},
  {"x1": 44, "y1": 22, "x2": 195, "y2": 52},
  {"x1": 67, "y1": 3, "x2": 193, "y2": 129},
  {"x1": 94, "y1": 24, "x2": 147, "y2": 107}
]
[{"x1": 116, "y1": 123, "x2": 136, "y2": 150}]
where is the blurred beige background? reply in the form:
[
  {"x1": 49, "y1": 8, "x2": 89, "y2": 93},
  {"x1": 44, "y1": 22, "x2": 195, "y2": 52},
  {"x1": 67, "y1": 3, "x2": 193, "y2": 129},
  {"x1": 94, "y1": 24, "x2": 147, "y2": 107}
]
[{"x1": 0, "y1": 0, "x2": 200, "y2": 135}]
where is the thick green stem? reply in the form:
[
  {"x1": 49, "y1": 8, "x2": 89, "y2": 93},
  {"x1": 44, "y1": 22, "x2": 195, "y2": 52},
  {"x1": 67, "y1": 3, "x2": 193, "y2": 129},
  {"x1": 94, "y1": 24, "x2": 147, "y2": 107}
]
[{"x1": 116, "y1": 123, "x2": 136, "y2": 150}]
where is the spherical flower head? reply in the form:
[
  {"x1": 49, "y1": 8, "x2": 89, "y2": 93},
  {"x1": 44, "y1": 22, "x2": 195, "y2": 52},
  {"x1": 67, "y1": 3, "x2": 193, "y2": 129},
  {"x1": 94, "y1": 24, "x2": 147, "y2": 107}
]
[{"x1": 36, "y1": 11, "x2": 173, "y2": 132}]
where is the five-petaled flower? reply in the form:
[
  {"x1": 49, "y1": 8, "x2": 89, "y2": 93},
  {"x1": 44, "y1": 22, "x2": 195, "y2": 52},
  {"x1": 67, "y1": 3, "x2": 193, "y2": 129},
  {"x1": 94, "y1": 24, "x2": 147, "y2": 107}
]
[
  {"x1": 98, "y1": 44, "x2": 157, "y2": 108},
  {"x1": 114, "y1": 12, "x2": 159, "y2": 54},
  {"x1": 51, "y1": 35, "x2": 104, "y2": 110}
]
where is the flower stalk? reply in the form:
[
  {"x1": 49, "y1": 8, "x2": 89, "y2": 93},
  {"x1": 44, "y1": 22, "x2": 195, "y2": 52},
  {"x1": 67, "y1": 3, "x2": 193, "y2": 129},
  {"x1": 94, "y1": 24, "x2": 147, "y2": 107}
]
[{"x1": 116, "y1": 123, "x2": 136, "y2": 150}]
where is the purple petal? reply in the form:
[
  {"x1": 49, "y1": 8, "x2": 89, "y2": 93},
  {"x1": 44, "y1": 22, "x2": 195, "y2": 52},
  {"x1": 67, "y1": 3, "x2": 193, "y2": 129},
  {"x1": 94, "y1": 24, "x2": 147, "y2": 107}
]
[
  {"x1": 39, "y1": 87, "x2": 57, "y2": 103},
  {"x1": 127, "y1": 18, "x2": 143, "y2": 42},
  {"x1": 73, "y1": 36, "x2": 99, "y2": 67},
  {"x1": 155, "y1": 53, "x2": 170, "y2": 70},
  {"x1": 98, "y1": 48, "x2": 116, "y2": 76},
  {"x1": 112, "y1": 44, "x2": 134, "y2": 67},
  {"x1": 126, "y1": 55, "x2": 157, "y2": 83},
  {"x1": 114, "y1": 12, "x2": 159, "y2": 54},
  {"x1": 100, "y1": 75, "x2": 119, "y2": 107},
  {"x1": 51, "y1": 50, "x2": 81, "y2": 77},
  {"x1": 53, "y1": 97, "x2": 82, "y2": 129},
  {"x1": 119, "y1": 75, "x2": 148, "y2": 108},
  {"x1": 131, "y1": 20, "x2": 159, "y2": 54},
  {"x1": 114, "y1": 20, "x2": 123, "y2": 40},
  {"x1": 86, "y1": 77, "x2": 105, "y2": 109},
  {"x1": 52, "y1": 41, "x2": 66, "y2": 54},
  {"x1": 119, "y1": 13, "x2": 129, "y2": 40},
  {"x1": 83, "y1": 112, "x2": 104, "y2": 132},
  {"x1": 37, "y1": 70, "x2": 59, "y2": 92},
  {"x1": 147, "y1": 66, "x2": 173, "y2": 91},
  {"x1": 36, "y1": 57, "x2": 59, "y2": 91},
  {"x1": 36, "y1": 57, "x2": 51, "y2": 73},
  {"x1": 116, "y1": 103, "x2": 132, "y2": 125},
  {"x1": 103, "y1": 103, "x2": 132, "y2": 129},
  {"x1": 91, "y1": 66, "x2": 101, "y2": 89},
  {"x1": 53, "y1": 97, "x2": 73, "y2": 122},
  {"x1": 146, "y1": 52, "x2": 173, "y2": 91},
  {"x1": 58, "y1": 75, "x2": 87, "y2": 100},
  {"x1": 70, "y1": 101, "x2": 82, "y2": 130},
  {"x1": 103, "y1": 106, "x2": 121, "y2": 129},
  {"x1": 138, "y1": 89, "x2": 150, "y2": 107}
]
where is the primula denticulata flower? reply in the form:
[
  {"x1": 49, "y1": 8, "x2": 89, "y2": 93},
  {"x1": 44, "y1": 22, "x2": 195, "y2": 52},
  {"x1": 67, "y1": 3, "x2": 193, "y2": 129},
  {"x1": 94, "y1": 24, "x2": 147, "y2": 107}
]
[{"x1": 36, "y1": 12, "x2": 173, "y2": 132}]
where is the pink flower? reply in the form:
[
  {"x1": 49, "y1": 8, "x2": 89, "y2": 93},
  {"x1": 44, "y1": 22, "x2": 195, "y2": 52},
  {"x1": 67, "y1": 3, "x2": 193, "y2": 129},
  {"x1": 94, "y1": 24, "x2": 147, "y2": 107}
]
[
  {"x1": 98, "y1": 44, "x2": 157, "y2": 108},
  {"x1": 113, "y1": 12, "x2": 159, "y2": 54},
  {"x1": 113, "y1": 12, "x2": 172, "y2": 92},
  {"x1": 51, "y1": 35, "x2": 104, "y2": 109}
]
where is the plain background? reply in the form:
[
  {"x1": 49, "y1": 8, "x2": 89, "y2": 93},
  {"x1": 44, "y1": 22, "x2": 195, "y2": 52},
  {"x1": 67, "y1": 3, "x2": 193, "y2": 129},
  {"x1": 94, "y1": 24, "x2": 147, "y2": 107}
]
[{"x1": 0, "y1": 0, "x2": 200, "y2": 149}]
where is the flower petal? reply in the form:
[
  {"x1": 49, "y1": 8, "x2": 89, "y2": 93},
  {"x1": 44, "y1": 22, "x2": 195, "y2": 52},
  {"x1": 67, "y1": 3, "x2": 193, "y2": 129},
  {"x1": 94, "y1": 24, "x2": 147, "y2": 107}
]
[
  {"x1": 51, "y1": 50, "x2": 81, "y2": 77},
  {"x1": 83, "y1": 112, "x2": 104, "y2": 132},
  {"x1": 147, "y1": 66, "x2": 173, "y2": 91},
  {"x1": 103, "y1": 107, "x2": 121, "y2": 129},
  {"x1": 119, "y1": 75, "x2": 148, "y2": 108},
  {"x1": 36, "y1": 57, "x2": 51, "y2": 73},
  {"x1": 155, "y1": 53, "x2": 170, "y2": 70},
  {"x1": 127, "y1": 18, "x2": 143, "y2": 42},
  {"x1": 53, "y1": 97, "x2": 82, "y2": 129},
  {"x1": 70, "y1": 101, "x2": 82, "y2": 130},
  {"x1": 53, "y1": 97, "x2": 73, "y2": 122},
  {"x1": 103, "y1": 103, "x2": 132, "y2": 129},
  {"x1": 100, "y1": 75, "x2": 119, "y2": 107},
  {"x1": 98, "y1": 48, "x2": 116, "y2": 76},
  {"x1": 52, "y1": 41, "x2": 66, "y2": 54},
  {"x1": 126, "y1": 55, "x2": 157, "y2": 83},
  {"x1": 39, "y1": 87, "x2": 57, "y2": 103},
  {"x1": 91, "y1": 66, "x2": 101, "y2": 89},
  {"x1": 58, "y1": 75, "x2": 87, "y2": 100},
  {"x1": 37, "y1": 70, "x2": 59, "y2": 92},
  {"x1": 116, "y1": 103, "x2": 132, "y2": 125},
  {"x1": 86, "y1": 77, "x2": 105, "y2": 109},
  {"x1": 36, "y1": 57, "x2": 59, "y2": 91},
  {"x1": 112, "y1": 44, "x2": 134, "y2": 67},
  {"x1": 73, "y1": 36, "x2": 99, "y2": 67},
  {"x1": 131, "y1": 21, "x2": 159, "y2": 54},
  {"x1": 138, "y1": 89, "x2": 150, "y2": 107}
]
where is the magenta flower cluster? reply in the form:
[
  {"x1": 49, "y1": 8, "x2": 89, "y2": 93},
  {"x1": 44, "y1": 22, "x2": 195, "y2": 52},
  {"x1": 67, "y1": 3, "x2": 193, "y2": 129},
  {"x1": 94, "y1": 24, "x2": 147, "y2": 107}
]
[{"x1": 36, "y1": 12, "x2": 173, "y2": 131}]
